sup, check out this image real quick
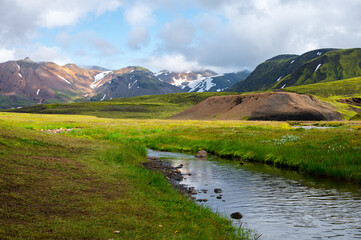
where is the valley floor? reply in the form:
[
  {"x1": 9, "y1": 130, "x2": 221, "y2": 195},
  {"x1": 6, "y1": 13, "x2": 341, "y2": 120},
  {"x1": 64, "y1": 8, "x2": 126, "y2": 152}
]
[{"x1": 0, "y1": 112, "x2": 360, "y2": 239}]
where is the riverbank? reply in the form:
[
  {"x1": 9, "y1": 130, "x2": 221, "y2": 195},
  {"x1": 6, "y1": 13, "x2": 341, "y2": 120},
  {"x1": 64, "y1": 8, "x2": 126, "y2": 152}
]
[
  {"x1": 146, "y1": 149, "x2": 361, "y2": 240},
  {"x1": 0, "y1": 123, "x2": 248, "y2": 239},
  {"x1": 0, "y1": 112, "x2": 360, "y2": 183}
]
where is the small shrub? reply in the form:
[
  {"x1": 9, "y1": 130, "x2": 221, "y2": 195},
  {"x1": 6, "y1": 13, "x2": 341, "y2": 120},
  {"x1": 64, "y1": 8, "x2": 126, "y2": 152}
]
[
  {"x1": 264, "y1": 154, "x2": 276, "y2": 164},
  {"x1": 241, "y1": 151, "x2": 256, "y2": 161}
]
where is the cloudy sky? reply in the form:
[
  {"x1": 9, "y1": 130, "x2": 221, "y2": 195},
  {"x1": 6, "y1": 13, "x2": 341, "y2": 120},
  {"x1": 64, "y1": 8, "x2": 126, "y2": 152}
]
[{"x1": 1, "y1": 0, "x2": 361, "y2": 72}]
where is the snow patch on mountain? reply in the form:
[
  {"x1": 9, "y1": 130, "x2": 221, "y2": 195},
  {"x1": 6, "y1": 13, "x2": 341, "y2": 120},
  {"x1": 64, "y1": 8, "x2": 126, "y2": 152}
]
[
  {"x1": 36, "y1": 89, "x2": 40, "y2": 96},
  {"x1": 187, "y1": 76, "x2": 222, "y2": 92},
  {"x1": 18, "y1": 73, "x2": 22, "y2": 79},
  {"x1": 57, "y1": 74, "x2": 71, "y2": 85},
  {"x1": 100, "y1": 94, "x2": 106, "y2": 101},
  {"x1": 91, "y1": 71, "x2": 112, "y2": 89},
  {"x1": 315, "y1": 64, "x2": 322, "y2": 72},
  {"x1": 128, "y1": 80, "x2": 138, "y2": 89}
]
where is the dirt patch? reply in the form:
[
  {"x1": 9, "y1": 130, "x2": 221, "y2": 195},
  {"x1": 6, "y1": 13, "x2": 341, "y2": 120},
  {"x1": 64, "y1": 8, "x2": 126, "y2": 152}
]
[{"x1": 170, "y1": 92, "x2": 341, "y2": 121}]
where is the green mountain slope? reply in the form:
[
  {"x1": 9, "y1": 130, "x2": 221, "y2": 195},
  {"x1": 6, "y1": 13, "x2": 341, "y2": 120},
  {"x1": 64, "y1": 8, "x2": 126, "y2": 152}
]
[
  {"x1": 284, "y1": 76, "x2": 361, "y2": 98},
  {"x1": 230, "y1": 49, "x2": 338, "y2": 92},
  {"x1": 274, "y1": 48, "x2": 361, "y2": 89}
]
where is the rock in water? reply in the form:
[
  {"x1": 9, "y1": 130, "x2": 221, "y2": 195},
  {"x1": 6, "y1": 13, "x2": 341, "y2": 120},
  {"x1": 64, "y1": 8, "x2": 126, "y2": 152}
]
[
  {"x1": 195, "y1": 150, "x2": 207, "y2": 158},
  {"x1": 230, "y1": 212, "x2": 243, "y2": 219},
  {"x1": 214, "y1": 188, "x2": 222, "y2": 193}
]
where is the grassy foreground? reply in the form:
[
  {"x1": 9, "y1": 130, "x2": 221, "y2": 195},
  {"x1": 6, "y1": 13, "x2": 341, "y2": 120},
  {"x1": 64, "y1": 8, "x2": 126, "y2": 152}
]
[
  {"x1": 0, "y1": 118, "x2": 250, "y2": 239},
  {"x1": 1, "y1": 112, "x2": 360, "y2": 239}
]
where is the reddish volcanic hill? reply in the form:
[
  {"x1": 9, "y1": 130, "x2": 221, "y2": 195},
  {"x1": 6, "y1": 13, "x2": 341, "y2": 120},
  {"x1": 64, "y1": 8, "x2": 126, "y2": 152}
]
[{"x1": 169, "y1": 92, "x2": 341, "y2": 121}]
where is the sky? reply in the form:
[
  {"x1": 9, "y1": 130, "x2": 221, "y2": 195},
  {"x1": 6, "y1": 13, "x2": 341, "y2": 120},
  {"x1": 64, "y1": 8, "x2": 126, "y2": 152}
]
[{"x1": 1, "y1": 0, "x2": 361, "y2": 73}]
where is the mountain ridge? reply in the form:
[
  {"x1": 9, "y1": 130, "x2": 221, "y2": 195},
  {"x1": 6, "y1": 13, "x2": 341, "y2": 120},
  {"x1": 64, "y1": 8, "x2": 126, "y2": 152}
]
[
  {"x1": 230, "y1": 48, "x2": 340, "y2": 92},
  {"x1": 0, "y1": 59, "x2": 183, "y2": 109}
]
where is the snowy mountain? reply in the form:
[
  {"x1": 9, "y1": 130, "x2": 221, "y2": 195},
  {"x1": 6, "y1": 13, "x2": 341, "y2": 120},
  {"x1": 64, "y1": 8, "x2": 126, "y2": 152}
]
[{"x1": 155, "y1": 70, "x2": 250, "y2": 92}]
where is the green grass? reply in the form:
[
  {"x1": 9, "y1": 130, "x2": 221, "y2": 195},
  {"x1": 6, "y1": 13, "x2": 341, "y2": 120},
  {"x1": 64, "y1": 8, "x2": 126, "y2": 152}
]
[
  {"x1": 1, "y1": 112, "x2": 360, "y2": 184},
  {"x1": 1, "y1": 112, "x2": 360, "y2": 238},
  {"x1": 351, "y1": 113, "x2": 361, "y2": 120},
  {"x1": 0, "y1": 120, "x2": 250, "y2": 239},
  {"x1": 3, "y1": 92, "x2": 239, "y2": 119},
  {"x1": 284, "y1": 76, "x2": 361, "y2": 98}
]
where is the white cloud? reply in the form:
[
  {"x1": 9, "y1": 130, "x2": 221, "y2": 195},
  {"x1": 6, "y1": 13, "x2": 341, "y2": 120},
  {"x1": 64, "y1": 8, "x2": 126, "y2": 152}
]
[
  {"x1": 14, "y1": 44, "x2": 72, "y2": 65},
  {"x1": 158, "y1": 18, "x2": 196, "y2": 52},
  {"x1": 145, "y1": 54, "x2": 201, "y2": 72},
  {"x1": 56, "y1": 31, "x2": 119, "y2": 56},
  {"x1": 40, "y1": 9, "x2": 82, "y2": 28},
  {"x1": 124, "y1": 2, "x2": 154, "y2": 26},
  {"x1": 19, "y1": 0, "x2": 123, "y2": 28},
  {"x1": 127, "y1": 27, "x2": 150, "y2": 50},
  {"x1": 0, "y1": 0, "x2": 123, "y2": 65},
  {"x1": 2, "y1": 0, "x2": 361, "y2": 72},
  {"x1": 143, "y1": 53, "x2": 233, "y2": 73},
  {"x1": 0, "y1": 48, "x2": 16, "y2": 63},
  {"x1": 89, "y1": 38, "x2": 119, "y2": 56},
  {"x1": 152, "y1": 0, "x2": 361, "y2": 70}
]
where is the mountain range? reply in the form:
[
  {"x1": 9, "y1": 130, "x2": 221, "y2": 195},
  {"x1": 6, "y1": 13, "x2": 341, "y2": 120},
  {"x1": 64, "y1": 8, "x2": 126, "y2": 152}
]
[
  {"x1": 1, "y1": 47, "x2": 361, "y2": 110},
  {"x1": 0, "y1": 58, "x2": 249, "y2": 109}
]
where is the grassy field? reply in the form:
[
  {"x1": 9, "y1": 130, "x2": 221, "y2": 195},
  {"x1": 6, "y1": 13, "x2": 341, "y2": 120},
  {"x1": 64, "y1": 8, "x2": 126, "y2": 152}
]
[
  {"x1": 1, "y1": 110, "x2": 360, "y2": 239},
  {"x1": 3, "y1": 92, "x2": 238, "y2": 119},
  {"x1": 1, "y1": 112, "x2": 360, "y2": 183},
  {"x1": 0, "y1": 116, "x2": 253, "y2": 239}
]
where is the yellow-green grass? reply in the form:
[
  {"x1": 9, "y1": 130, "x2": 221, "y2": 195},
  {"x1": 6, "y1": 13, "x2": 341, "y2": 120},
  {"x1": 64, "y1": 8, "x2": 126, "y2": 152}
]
[
  {"x1": 284, "y1": 76, "x2": 361, "y2": 119},
  {"x1": 3, "y1": 92, "x2": 239, "y2": 119},
  {"x1": 1, "y1": 112, "x2": 360, "y2": 184},
  {"x1": 0, "y1": 119, "x2": 251, "y2": 239}
]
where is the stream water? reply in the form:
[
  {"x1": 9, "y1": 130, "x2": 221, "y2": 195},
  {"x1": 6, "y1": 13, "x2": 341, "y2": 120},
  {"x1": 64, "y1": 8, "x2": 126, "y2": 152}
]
[{"x1": 147, "y1": 149, "x2": 361, "y2": 240}]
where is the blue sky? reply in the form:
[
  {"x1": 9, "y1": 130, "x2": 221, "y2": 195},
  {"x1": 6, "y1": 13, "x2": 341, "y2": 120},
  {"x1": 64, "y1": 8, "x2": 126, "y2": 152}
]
[{"x1": 1, "y1": 0, "x2": 361, "y2": 73}]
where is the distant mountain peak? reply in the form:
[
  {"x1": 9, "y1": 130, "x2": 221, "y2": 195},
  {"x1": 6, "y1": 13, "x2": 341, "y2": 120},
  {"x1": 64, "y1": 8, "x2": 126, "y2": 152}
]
[{"x1": 155, "y1": 69, "x2": 250, "y2": 93}]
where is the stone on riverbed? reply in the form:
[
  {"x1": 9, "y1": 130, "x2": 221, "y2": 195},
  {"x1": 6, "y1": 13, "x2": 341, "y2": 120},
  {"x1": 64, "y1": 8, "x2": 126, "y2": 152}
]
[
  {"x1": 214, "y1": 188, "x2": 222, "y2": 193},
  {"x1": 195, "y1": 150, "x2": 207, "y2": 158},
  {"x1": 230, "y1": 212, "x2": 243, "y2": 219}
]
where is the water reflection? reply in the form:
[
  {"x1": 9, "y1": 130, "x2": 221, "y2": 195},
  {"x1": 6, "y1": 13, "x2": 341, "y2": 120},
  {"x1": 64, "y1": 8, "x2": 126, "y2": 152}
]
[{"x1": 148, "y1": 149, "x2": 361, "y2": 240}]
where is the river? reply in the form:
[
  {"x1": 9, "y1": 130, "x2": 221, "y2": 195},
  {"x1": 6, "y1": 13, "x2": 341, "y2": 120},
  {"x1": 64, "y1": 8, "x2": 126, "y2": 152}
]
[{"x1": 147, "y1": 149, "x2": 361, "y2": 240}]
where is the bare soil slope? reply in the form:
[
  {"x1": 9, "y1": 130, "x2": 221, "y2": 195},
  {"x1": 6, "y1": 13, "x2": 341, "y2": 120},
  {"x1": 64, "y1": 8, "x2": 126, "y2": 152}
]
[{"x1": 170, "y1": 92, "x2": 341, "y2": 121}]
